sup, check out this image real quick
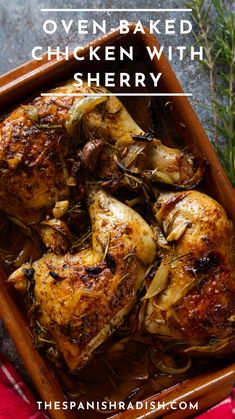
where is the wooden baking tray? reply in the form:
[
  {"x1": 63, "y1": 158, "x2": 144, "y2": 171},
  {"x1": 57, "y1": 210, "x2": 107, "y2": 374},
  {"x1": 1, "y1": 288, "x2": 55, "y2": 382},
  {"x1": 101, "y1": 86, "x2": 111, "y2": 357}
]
[{"x1": 0, "y1": 24, "x2": 234, "y2": 419}]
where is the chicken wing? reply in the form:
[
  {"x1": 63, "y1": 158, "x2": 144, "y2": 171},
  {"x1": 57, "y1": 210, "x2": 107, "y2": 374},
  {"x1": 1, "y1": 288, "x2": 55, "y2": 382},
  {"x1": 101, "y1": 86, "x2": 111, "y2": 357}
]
[
  {"x1": 9, "y1": 187, "x2": 156, "y2": 370},
  {"x1": 144, "y1": 190, "x2": 235, "y2": 355}
]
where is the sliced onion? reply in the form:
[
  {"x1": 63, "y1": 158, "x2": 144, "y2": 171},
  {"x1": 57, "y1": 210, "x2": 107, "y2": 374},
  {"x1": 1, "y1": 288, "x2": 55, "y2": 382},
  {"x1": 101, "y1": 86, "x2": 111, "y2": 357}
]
[
  {"x1": 52, "y1": 200, "x2": 69, "y2": 218},
  {"x1": 65, "y1": 96, "x2": 107, "y2": 138},
  {"x1": 155, "y1": 358, "x2": 191, "y2": 375},
  {"x1": 144, "y1": 261, "x2": 169, "y2": 300},
  {"x1": 13, "y1": 241, "x2": 32, "y2": 267},
  {"x1": 21, "y1": 104, "x2": 39, "y2": 122},
  {"x1": 150, "y1": 349, "x2": 191, "y2": 374},
  {"x1": 183, "y1": 338, "x2": 230, "y2": 354},
  {"x1": 151, "y1": 170, "x2": 176, "y2": 185},
  {"x1": 168, "y1": 278, "x2": 197, "y2": 307},
  {"x1": 155, "y1": 225, "x2": 170, "y2": 249},
  {"x1": 123, "y1": 143, "x2": 146, "y2": 168},
  {"x1": 166, "y1": 221, "x2": 190, "y2": 241}
]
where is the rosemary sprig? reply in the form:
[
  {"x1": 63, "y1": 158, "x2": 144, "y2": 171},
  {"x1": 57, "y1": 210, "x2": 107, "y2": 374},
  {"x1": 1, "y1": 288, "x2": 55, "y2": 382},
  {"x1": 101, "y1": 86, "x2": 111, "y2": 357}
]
[
  {"x1": 186, "y1": 0, "x2": 235, "y2": 185},
  {"x1": 70, "y1": 228, "x2": 92, "y2": 251}
]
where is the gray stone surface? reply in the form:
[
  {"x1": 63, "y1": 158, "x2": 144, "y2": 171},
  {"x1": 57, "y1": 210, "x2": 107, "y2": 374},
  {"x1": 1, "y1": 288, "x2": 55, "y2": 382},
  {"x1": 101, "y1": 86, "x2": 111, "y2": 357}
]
[
  {"x1": 0, "y1": 0, "x2": 233, "y2": 388},
  {"x1": 0, "y1": 0, "x2": 215, "y2": 129}
]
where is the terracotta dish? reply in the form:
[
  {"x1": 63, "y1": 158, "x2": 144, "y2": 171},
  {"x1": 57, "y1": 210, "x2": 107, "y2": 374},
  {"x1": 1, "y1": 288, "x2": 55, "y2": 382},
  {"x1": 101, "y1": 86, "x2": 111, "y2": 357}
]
[{"x1": 0, "y1": 25, "x2": 234, "y2": 419}]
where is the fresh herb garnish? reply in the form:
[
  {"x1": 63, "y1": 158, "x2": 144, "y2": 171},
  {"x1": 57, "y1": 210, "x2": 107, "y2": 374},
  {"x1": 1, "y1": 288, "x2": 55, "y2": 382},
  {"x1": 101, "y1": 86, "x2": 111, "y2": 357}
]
[{"x1": 186, "y1": 0, "x2": 235, "y2": 185}]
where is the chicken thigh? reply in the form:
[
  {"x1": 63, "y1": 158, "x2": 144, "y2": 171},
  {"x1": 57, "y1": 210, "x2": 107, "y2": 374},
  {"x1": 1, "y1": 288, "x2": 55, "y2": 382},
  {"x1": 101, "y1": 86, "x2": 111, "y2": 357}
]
[
  {"x1": 144, "y1": 190, "x2": 235, "y2": 355},
  {"x1": 9, "y1": 187, "x2": 156, "y2": 370}
]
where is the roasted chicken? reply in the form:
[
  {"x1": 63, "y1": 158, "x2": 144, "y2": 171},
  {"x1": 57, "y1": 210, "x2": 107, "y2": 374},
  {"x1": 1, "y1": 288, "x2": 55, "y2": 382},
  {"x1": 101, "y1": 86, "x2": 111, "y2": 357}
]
[
  {"x1": 0, "y1": 81, "x2": 201, "y2": 226},
  {"x1": 9, "y1": 187, "x2": 156, "y2": 370},
  {"x1": 144, "y1": 190, "x2": 235, "y2": 355}
]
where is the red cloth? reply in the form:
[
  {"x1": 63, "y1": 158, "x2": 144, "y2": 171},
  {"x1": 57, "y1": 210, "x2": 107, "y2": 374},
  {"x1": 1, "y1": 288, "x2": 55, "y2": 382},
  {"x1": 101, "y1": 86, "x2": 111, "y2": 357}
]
[
  {"x1": 197, "y1": 394, "x2": 234, "y2": 418},
  {"x1": 0, "y1": 352, "x2": 233, "y2": 418},
  {"x1": 0, "y1": 353, "x2": 47, "y2": 419}
]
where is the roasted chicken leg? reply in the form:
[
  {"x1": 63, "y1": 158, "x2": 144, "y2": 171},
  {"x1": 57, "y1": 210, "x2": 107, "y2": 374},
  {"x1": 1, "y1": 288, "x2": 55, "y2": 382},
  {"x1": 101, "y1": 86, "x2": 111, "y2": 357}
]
[
  {"x1": 0, "y1": 81, "x2": 201, "y2": 225},
  {"x1": 9, "y1": 187, "x2": 156, "y2": 370},
  {"x1": 144, "y1": 190, "x2": 235, "y2": 355}
]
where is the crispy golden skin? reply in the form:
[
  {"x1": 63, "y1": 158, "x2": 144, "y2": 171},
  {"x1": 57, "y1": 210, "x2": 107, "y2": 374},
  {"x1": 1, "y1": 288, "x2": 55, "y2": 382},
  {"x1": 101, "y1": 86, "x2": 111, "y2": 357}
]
[
  {"x1": 0, "y1": 81, "x2": 199, "y2": 224},
  {"x1": 0, "y1": 97, "x2": 73, "y2": 223},
  {"x1": 144, "y1": 191, "x2": 235, "y2": 353},
  {"x1": 9, "y1": 188, "x2": 156, "y2": 370}
]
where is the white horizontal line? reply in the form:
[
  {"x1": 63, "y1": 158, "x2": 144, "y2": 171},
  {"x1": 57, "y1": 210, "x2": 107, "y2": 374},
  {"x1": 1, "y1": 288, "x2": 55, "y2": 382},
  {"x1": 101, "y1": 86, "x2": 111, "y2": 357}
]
[
  {"x1": 41, "y1": 9, "x2": 192, "y2": 12},
  {"x1": 41, "y1": 93, "x2": 192, "y2": 97}
]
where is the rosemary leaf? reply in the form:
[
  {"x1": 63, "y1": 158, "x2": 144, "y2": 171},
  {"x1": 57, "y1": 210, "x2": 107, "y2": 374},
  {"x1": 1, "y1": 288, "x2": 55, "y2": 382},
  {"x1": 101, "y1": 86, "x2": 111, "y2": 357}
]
[{"x1": 186, "y1": 0, "x2": 235, "y2": 185}]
